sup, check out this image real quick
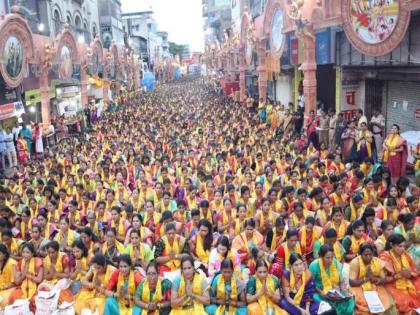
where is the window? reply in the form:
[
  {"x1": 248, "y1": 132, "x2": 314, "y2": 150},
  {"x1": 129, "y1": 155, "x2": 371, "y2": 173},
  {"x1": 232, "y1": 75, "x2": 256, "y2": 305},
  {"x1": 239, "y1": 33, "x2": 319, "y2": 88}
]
[
  {"x1": 67, "y1": 15, "x2": 72, "y2": 25},
  {"x1": 75, "y1": 16, "x2": 82, "y2": 28}
]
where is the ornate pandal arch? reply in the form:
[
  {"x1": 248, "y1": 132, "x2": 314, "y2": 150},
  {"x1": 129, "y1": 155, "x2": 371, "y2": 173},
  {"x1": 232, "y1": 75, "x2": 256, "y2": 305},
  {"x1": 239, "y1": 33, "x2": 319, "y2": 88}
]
[
  {"x1": 0, "y1": 13, "x2": 35, "y2": 88},
  {"x1": 89, "y1": 36, "x2": 104, "y2": 75}
]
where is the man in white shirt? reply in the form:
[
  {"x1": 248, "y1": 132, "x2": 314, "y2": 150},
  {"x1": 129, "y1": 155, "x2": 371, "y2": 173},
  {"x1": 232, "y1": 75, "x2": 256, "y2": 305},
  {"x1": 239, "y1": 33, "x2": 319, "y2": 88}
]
[
  {"x1": 12, "y1": 122, "x2": 22, "y2": 145},
  {"x1": 370, "y1": 108, "x2": 386, "y2": 160}
]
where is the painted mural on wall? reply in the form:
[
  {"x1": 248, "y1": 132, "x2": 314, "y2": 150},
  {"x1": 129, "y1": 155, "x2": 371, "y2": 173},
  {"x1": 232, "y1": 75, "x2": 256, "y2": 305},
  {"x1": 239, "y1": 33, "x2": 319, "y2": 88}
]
[
  {"x1": 271, "y1": 9, "x2": 284, "y2": 53},
  {"x1": 60, "y1": 46, "x2": 73, "y2": 79},
  {"x1": 350, "y1": 0, "x2": 399, "y2": 44},
  {"x1": 3, "y1": 36, "x2": 23, "y2": 79}
]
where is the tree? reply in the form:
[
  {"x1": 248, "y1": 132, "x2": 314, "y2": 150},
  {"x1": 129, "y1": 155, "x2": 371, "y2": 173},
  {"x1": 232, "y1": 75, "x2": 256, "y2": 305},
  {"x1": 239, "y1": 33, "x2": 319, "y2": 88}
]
[{"x1": 169, "y1": 42, "x2": 184, "y2": 62}]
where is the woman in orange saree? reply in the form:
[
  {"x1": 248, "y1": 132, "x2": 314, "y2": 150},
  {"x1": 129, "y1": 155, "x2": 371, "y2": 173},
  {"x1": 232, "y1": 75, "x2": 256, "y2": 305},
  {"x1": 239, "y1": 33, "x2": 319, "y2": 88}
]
[
  {"x1": 232, "y1": 218, "x2": 264, "y2": 275},
  {"x1": 11, "y1": 243, "x2": 43, "y2": 311},
  {"x1": 349, "y1": 243, "x2": 397, "y2": 315},
  {"x1": 383, "y1": 124, "x2": 408, "y2": 184},
  {"x1": 379, "y1": 234, "x2": 420, "y2": 314}
]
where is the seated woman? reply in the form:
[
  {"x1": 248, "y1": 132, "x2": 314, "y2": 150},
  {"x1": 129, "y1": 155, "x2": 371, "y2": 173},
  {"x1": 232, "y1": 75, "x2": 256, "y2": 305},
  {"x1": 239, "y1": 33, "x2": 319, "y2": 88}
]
[
  {"x1": 206, "y1": 258, "x2": 246, "y2": 315},
  {"x1": 280, "y1": 253, "x2": 320, "y2": 315},
  {"x1": 102, "y1": 227, "x2": 126, "y2": 267},
  {"x1": 29, "y1": 224, "x2": 49, "y2": 257},
  {"x1": 298, "y1": 216, "x2": 322, "y2": 265},
  {"x1": 124, "y1": 213, "x2": 153, "y2": 247},
  {"x1": 155, "y1": 223, "x2": 188, "y2": 276},
  {"x1": 375, "y1": 220, "x2": 394, "y2": 255},
  {"x1": 38, "y1": 241, "x2": 73, "y2": 304},
  {"x1": 170, "y1": 255, "x2": 210, "y2": 314},
  {"x1": 12, "y1": 242, "x2": 43, "y2": 310},
  {"x1": 232, "y1": 218, "x2": 264, "y2": 274},
  {"x1": 394, "y1": 213, "x2": 420, "y2": 269},
  {"x1": 265, "y1": 216, "x2": 286, "y2": 254},
  {"x1": 74, "y1": 254, "x2": 116, "y2": 315},
  {"x1": 69, "y1": 240, "x2": 89, "y2": 296},
  {"x1": 323, "y1": 206, "x2": 349, "y2": 241},
  {"x1": 54, "y1": 217, "x2": 80, "y2": 253},
  {"x1": 309, "y1": 244, "x2": 355, "y2": 315},
  {"x1": 246, "y1": 258, "x2": 287, "y2": 315},
  {"x1": 79, "y1": 227, "x2": 102, "y2": 262},
  {"x1": 342, "y1": 220, "x2": 372, "y2": 263},
  {"x1": 188, "y1": 219, "x2": 213, "y2": 271},
  {"x1": 104, "y1": 254, "x2": 143, "y2": 315},
  {"x1": 133, "y1": 262, "x2": 172, "y2": 315},
  {"x1": 208, "y1": 235, "x2": 240, "y2": 278},
  {"x1": 274, "y1": 228, "x2": 304, "y2": 272},
  {"x1": 108, "y1": 206, "x2": 130, "y2": 243},
  {"x1": 379, "y1": 234, "x2": 420, "y2": 314},
  {"x1": 1, "y1": 228, "x2": 20, "y2": 260},
  {"x1": 125, "y1": 229, "x2": 154, "y2": 271},
  {"x1": 0, "y1": 244, "x2": 18, "y2": 308},
  {"x1": 360, "y1": 207, "x2": 379, "y2": 240},
  {"x1": 349, "y1": 243, "x2": 396, "y2": 315}
]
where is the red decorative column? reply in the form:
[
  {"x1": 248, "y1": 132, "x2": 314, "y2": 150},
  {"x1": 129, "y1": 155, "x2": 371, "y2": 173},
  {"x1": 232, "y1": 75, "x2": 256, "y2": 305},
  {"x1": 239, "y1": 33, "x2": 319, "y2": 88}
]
[
  {"x1": 80, "y1": 65, "x2": 88, "y2": 109},
  {"x1": 301, "y1": 25, "x2": 317, "y2": 115},
  {"x1": 257, "y1": 39, "x2": 267, "y2": 102}
]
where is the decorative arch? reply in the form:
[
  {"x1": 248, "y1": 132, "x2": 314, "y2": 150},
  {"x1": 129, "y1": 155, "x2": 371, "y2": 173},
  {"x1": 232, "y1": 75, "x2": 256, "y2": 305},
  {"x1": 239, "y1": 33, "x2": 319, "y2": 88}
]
[
  {"x1": 0, "y1": 12, "x2": 35, "y2": 88},
  {"x1": 52, "y1": 5, "x2": 62, "y2": 21},
  {"x1": 65, "y1": 11, "x2": 73, "y2": 25},
  {"x1": 263, "y1": 0, "x2": 286, "y2": 57},
  {"x1": 106, "y1": 41, "x2": 119, "y2": 80},
  {"x1": 54, "y1": 24, "x2": 79, "y2": 80}
]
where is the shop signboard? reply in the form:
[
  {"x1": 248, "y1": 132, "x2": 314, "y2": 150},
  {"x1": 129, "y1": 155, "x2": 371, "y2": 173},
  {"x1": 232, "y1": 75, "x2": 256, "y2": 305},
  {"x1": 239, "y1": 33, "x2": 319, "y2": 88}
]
[
  {"x1": 340, "y1": 72, "x2": 365, "y2": 117},
  {"x1": 316, "y1": 29, "x2": 331, "y2": 65}
]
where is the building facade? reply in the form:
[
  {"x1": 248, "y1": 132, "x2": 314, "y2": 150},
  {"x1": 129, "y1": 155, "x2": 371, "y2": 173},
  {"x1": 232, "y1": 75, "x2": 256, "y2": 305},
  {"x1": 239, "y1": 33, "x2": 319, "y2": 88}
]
[
  {"x1": 98, "y1": 0, "x2": 124, "y2": 49},
  {"x1": 204, "y1": 0, "x2": 420, "y2": 134}
]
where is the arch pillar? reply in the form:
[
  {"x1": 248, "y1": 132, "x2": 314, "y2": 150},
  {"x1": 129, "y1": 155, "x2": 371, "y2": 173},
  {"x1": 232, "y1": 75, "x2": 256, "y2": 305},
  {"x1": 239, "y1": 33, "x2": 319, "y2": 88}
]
[
  {"x1": 257, "y1": 39, "x2": 267, "y2": 103},
  {"x1": 301, "y1": 24, "x2": 317, "y2": 115}
]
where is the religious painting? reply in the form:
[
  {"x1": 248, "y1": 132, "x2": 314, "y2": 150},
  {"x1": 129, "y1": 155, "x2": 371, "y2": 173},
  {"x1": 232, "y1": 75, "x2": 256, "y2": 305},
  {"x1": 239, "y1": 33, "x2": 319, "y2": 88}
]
[
  {"x1": 59, "y1": 45, "x2": 73, "y2": 79},
  {"x1": 271, "y1": 9, "x2": 284, "y2": 53},
  {"x1": 350, "y1": 0, "x2": 399, "y2": 44},
  {"x1": 3, "y1": 36, "x2": 23, "y2": 79}
]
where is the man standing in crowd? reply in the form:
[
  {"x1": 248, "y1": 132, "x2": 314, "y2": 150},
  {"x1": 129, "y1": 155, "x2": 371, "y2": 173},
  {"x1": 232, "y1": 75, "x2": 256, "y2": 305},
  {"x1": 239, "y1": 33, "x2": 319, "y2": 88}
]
[
  {"x1": 318, "y1": 108, "x2": 330, "y2": 147},
  {"x1": 370, "y1": 108, "x2": 386, "y2": 161},
  {"x1": 328, "y1": 108, "x2": 337, "y2": 152},
  {"x1": 5, "y1": 127, "x2": 17, "y2": 168},
  {"x1": 12, "y1": 122, "x2": 21, "y2": 147}
]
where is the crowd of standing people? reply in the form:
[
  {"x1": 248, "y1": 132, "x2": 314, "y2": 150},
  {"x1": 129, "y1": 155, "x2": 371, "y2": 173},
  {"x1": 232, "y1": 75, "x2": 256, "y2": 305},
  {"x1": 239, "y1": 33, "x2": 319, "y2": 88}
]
[{"x1": 0, "y1": 78, "x2": 418, "y2": 315}]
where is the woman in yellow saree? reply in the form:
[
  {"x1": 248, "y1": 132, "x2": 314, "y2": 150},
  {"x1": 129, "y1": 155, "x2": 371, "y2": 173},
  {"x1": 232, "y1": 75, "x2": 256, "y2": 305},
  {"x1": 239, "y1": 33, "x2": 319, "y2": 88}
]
[
  {"x1": 246, "y1": 258, "x2": 288, "y2": 314},
  {"x1": 74, "y1": 254, "x2": 116, "y2": 315},
  {"x1": 349, "y1": 243, "x2": 397, "y2": 315},
  {"x1": 0, "y1": 244, "x2": 17, "y2": 308},
  {"x1": 170, "y1": 255, "x2": 210, "y2": 314},
  {"x1": 188, "y1": 219, "x2": 213, "y2": 271},
  {"x1": 12, "y1": 243, "x2": 43, "y2": 311}
]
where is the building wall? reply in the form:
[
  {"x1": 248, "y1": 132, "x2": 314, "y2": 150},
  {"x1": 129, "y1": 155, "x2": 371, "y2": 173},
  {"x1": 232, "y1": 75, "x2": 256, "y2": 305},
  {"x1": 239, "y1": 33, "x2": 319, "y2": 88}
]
[
  {"x1": 384, "y1": 81, "x2": 420, "y2": 133},
  {"x1": 276, "y1": 75, "x2": 292, "y2": 106}
]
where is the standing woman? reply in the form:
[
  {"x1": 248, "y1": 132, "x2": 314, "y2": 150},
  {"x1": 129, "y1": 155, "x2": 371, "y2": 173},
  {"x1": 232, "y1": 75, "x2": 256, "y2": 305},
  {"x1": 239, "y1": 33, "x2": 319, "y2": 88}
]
[
  {"x1": 170, "y1": 255, "x2": 210, "y2": 314},
  {"x1": 379, "y1": 234, "x2": 420, "y2": 314},
  {"x1": 246, "y1": 258, "x2": 287, "y2": 315},
  {"x1": 0, "y1": 244, "x2": 17, "y2": 308},
  {"x1": 206, "y1": 258, "x2": 247, "y2": 315},
  {"x1": 133, "y1": 262, "x2": 172, "y2": 315},
  {"x1": 356, "y1": 122, "x2": 373, "y2": 163},
  {"x1": 280, "y1": 253, "x2": 320, "y2": 315},
  {"x1": 341, "y1": 119, "x2": 357, "y2": 163},
  {"x1": 309, "y1": 245, "x2": 355, "y2": 315},
  {"x1": 383, "y1": 124, "x2": 408, "y2": 184},
  {"x1": 349, "y1": 243, "x2": 396, "y2": 315},
  {"x1": 104, "y1": 254, "x2": 143, "y2": 315}
]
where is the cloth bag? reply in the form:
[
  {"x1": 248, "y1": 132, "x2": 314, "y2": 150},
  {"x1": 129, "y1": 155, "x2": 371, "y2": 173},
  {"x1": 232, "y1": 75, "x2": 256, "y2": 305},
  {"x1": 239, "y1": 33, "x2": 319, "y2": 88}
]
[
  {"x1": 35, "y1": 290, "x2": 60, "y2": 315},
  {"x1": 4, "y1": 299, "x2": 32, "y2": 315}
]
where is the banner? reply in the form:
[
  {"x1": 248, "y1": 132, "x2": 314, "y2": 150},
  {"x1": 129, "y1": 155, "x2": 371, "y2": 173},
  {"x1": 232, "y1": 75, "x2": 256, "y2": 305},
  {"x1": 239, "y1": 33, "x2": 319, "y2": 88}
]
[{"x1": 316, "y1": 28, "x2": 331, "y2": 64}]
